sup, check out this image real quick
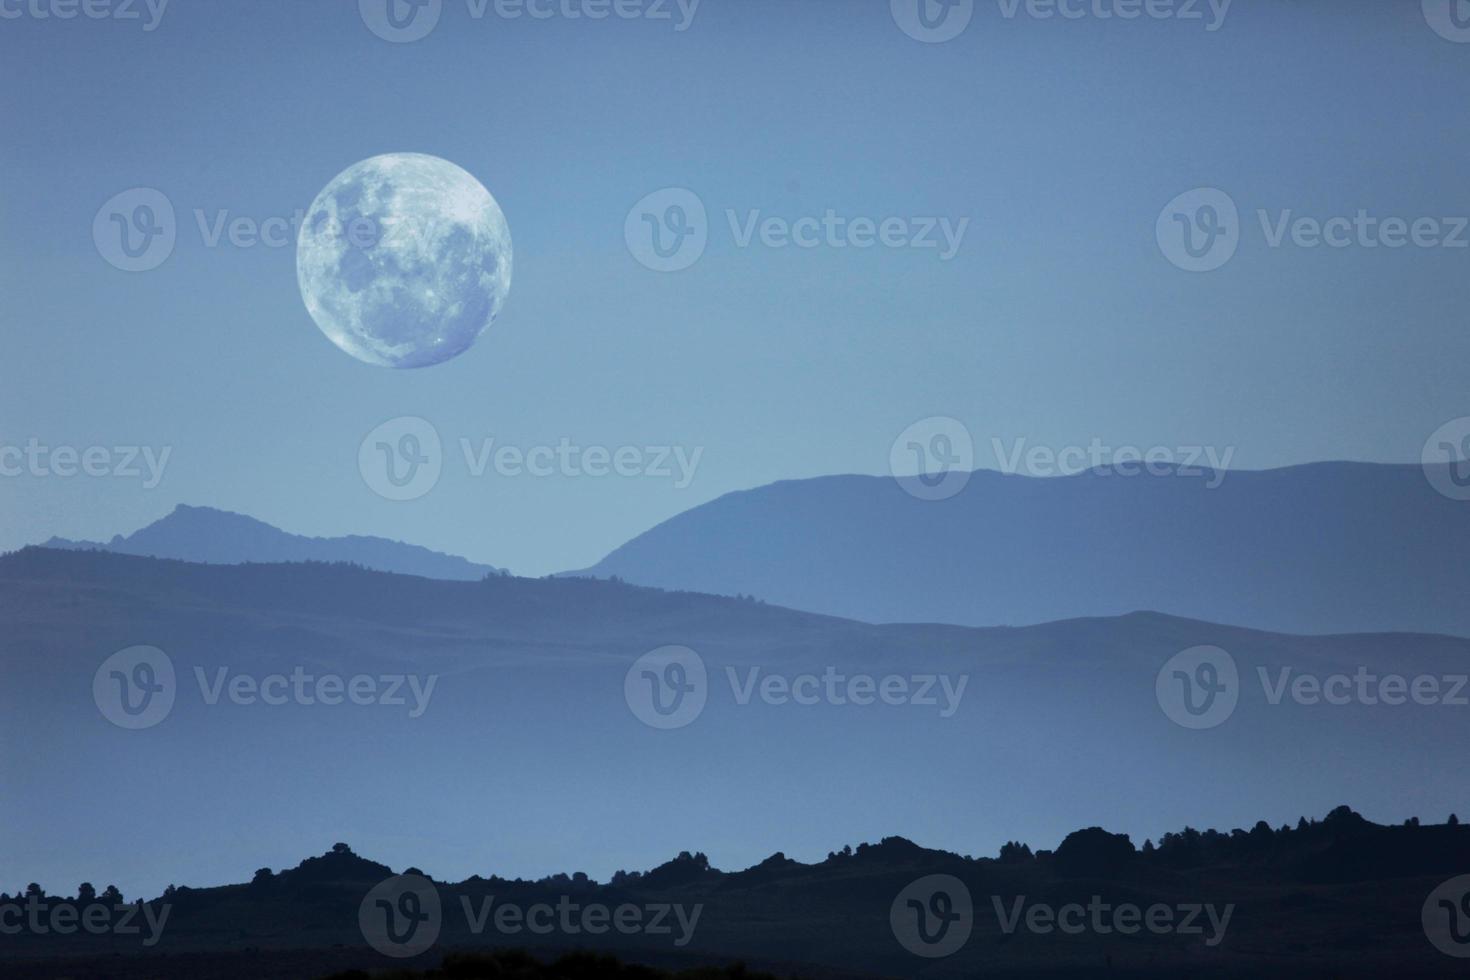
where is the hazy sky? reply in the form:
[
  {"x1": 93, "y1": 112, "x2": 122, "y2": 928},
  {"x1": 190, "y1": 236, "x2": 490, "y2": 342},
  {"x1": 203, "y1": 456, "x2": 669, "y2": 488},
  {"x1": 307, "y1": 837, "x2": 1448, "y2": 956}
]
[{"x1": 2, "y1": 0, "x2": 1467, "y2": 575}]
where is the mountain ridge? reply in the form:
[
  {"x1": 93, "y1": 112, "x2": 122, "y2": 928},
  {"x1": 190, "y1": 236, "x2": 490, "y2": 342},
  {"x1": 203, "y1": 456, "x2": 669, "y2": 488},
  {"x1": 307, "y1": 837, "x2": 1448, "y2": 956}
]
[
  {"x1": 39, "y1": 503, "x2": 504, "y2": 581},
  {"x1": 565, "y1": 461, "x2": 1470, "y2": 637}
]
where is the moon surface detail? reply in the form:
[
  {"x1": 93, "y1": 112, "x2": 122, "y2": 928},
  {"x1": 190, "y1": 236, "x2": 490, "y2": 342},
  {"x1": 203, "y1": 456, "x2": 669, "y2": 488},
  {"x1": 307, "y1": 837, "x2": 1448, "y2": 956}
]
[{"x1": 297, "y1": 153, "x2": 512, "y2": 368}]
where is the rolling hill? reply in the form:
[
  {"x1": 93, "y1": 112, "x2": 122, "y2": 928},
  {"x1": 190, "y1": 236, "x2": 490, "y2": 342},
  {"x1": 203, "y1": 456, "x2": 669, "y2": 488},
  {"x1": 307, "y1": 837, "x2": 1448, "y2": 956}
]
[
  {"x1": 569, "y1": 462, "x2": 1470, "y2": 636},
  {"x1": 1, "y1": 546, "x2": 1465, "y2": 911}
]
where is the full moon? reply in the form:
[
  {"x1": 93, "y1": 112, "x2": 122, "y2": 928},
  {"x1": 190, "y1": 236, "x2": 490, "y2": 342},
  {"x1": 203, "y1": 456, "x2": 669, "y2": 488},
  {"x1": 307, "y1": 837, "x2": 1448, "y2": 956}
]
[{"x1": 296, "y1": 153, "x2": 512, "y2": 369}]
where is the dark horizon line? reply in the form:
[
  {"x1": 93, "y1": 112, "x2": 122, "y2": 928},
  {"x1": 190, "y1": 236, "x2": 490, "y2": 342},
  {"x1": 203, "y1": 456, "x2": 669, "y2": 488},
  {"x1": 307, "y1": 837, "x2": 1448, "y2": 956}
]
[{"x1": 9, "y1": 803, "x2": 1462, "y2": 906}]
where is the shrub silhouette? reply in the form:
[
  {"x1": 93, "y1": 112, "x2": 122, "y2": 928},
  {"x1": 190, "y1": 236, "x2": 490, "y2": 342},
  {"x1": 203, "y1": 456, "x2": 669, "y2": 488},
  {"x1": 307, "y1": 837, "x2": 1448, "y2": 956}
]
[{"x1": 1053, "y1": 827, "x2": 1135, "y2": 878}]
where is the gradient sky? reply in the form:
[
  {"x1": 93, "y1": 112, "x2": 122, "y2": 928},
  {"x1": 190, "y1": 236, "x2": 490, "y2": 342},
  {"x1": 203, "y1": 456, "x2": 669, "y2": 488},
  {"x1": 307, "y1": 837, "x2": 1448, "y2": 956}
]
[{"x1": 2, "y1": 0, "x2": 1467, "y2": 575}]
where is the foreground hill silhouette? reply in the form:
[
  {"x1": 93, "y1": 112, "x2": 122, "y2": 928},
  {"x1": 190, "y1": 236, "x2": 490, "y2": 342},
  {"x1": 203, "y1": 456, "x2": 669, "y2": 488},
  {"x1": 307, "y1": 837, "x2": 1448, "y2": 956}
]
[
  {"x1": 569, "y1": 462, "x2": 1470, "y2": 636},
  {"x1": 43, "y1": 503, "x2": 503, "y2": 579},
  {"x1": 3, "y1": 547, "x2": 1467, "y2": 911},
  {"x1": 323, "y1": 950, "x2": 780, "y2": 979},
  {"x1": 3, "y1": 807, "x2": 1467, "y2": 978}
]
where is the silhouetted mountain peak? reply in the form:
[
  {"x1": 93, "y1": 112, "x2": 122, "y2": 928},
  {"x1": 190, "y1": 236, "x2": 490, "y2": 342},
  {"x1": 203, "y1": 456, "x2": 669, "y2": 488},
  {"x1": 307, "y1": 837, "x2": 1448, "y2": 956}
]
[
  {"x1": 635, "y1": 851, "x2": 715, "y2": 890},
  {"x1": 32, "y1": 504, "x2": 504, "y2": 581},
  {"x1": 279, "y1": 843, "x2": 393, "y2": 885}
]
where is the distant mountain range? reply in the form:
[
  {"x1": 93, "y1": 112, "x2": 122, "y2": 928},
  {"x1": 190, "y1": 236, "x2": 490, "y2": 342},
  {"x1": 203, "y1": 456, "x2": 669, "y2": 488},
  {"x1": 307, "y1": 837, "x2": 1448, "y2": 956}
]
[
  {"x1": 3, "y1": 546, "x2": 1465, "y2": 910},
  {"x1": 568, "y1": 462, "x2": 1470, "y2": 637},
  {"x1": 33, "y1": 461, "x2": 1470, "y2": 638},
  {"x1": 41, "y1": 503, "x2": 502, "y2": 580},
  {"x1": 4, "y1": 805, "x2": 1466, "y2": 979}
]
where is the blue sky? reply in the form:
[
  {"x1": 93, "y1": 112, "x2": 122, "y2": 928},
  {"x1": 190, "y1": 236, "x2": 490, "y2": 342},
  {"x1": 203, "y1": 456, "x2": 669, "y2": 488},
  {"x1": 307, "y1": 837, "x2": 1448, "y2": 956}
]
[{"x1": 2, "y1": 0, "x2": 1467, "y2": 575}]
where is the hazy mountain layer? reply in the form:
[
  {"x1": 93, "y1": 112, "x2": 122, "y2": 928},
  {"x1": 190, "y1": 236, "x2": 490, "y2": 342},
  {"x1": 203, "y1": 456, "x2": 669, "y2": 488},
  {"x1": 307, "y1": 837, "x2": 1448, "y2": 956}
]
[{"x1": 572, "y1": 462, "x2": 1470, "y2": 636}]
